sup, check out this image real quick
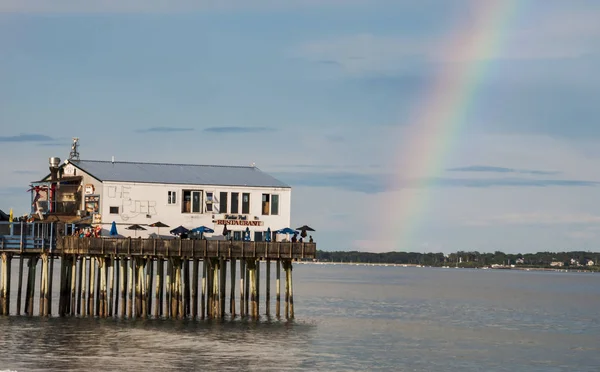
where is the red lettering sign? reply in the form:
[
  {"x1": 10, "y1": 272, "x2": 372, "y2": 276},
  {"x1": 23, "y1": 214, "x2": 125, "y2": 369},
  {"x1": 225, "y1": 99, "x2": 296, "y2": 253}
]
[{"x1": 215, "y1": 220, "x2": 264, "y2": 226}]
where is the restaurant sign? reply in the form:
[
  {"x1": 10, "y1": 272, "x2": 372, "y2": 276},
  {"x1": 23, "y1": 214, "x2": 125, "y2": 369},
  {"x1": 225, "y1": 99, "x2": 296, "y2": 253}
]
[{"x1": 215, "y1": 220, "x2": 264, "y2": 226}]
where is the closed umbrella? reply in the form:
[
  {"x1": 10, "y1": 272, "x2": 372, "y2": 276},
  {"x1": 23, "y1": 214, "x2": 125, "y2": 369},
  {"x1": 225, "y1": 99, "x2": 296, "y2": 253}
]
[
  {"x1": 244, "y1": 227, "x2": 251, "y2": 241},
  {"x1": 110, "y1": 221, "x2": 118, "y2": 236}
]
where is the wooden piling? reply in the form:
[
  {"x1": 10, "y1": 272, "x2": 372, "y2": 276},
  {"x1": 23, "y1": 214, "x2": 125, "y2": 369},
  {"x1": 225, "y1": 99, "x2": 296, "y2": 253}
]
[
  {"x1": 108, "y1": 257, "x2": 114, "y2": 317},
  {"x1": 158, "y1": 258, "x2": 164, "y2": 318},
  {"x1": 16, "y1": 256, "x2": 24, "y2": 315},
  {"x1": 1, "y1": 254, "x2": 11, "y2": 315},
  {"x1": 166, "y1": 259, "x2": 172, "y2": 318},
  {"x1": 239, "y1": 259, "x2": 245, "y2": 317},
  {"x1": 289, "y1": 261, "x2": 294, "y2": 319},
  {"x1": 82, "y1": 257, "x2": 88, "y2": 316},
  {"x1": 70, "y1": 256, "x2": 77, "y2": 316},
  {"x1": 201, "y1": 259, "x2": 206, "y2": 319},
  {"x1": 191, "y1": 258, "x2": 198, "y2": 319},
  {"x1": 256, "y1": 259, "x2": 260, "y2": 317},
  {"x1": 48, "y1": 255, "x2": 54, "y2": 316},
  {"x1": 26, "y1": 257, "x2": 37, "y2": 316},
  {"x1": 89, "y1": 257, "x2": 95, "y2": 316},
  {"x1": 39, "y1": 255, "x2": 47, "y2": 316},
  {"x1": 119, "y1": 257, "x2": 126, "y2": 318},
  {"x1": 230, "y1": 259, "x2": 236, "y2": 317},
  {"x1": 248, "y1": 260, "x2": 256, "y2": 318},
  {"x1": 183, "y1": 259, "x2": 190, "y2": 317},
  {"x1": 155, "y1": 258, "x2": 162, "y2": 319},
  {"x1": 219, "y1": 258, "x2": 226, "y2": 318},
  {"x1": 177, "y1": 259, "x2": 184, "y2": 319},
  {"x1": 244, "y1": 261, "x2": 250, "y2": 317},
  {"x1": 284, "y1": 261, "x2": 289, "y2": 319},
  {"x1": 76, "y1": 256, "x2": 83, "y2": 316},
  {"x1": 266, "y1": 259, "x2": 270, "y2": 317},
  {"x1": 128, "y1": 257, "x2": 134, "y2": 318},
  {"x1": 276, "y1": 261, "x2": 281, "y2": 318},
  {"x1": 213, "y1": 259, "x2": 219, "y2": 318},
  {"x1": 140, "y1": 259, "x2": 147, "y2": 319},
  {"x1": 95, "y1": 258, "x2": 101, "y2": 317},
  {"x1": 146, "y1": 257, "x2": 153, "y2": 317}
]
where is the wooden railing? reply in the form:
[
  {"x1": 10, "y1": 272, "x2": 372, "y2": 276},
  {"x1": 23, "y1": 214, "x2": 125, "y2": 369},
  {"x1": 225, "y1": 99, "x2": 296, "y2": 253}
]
[{"x1": 57, "y1": 236, "x2": 316, "y2": 259}]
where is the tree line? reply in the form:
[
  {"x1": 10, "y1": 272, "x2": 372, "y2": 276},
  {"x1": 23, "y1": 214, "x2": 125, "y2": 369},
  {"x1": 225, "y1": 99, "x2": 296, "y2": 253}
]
[{"x1": 315, "y1": 250, "x2": 600, "y2": 269}]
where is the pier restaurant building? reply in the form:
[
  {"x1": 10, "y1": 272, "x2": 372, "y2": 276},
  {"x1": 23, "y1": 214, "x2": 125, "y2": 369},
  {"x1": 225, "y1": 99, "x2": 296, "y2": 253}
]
[{"x1": 30, "y1": 158, "x2": 291, "y2": 240}]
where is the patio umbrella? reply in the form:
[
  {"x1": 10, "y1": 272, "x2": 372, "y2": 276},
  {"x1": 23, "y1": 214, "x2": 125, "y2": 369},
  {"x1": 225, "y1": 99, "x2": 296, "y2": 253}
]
[
  {"x1": 170, "y1": 225, "x2": 189, "y2": 236},
  {"x1": 295, "y1": 225, "x2": 315, "y2": 238},
  {"x1": 222, "y1": 224, "x2": 229, "y2": 238},
  {"x1": 191, "y1": 225, "x2": 215, "y2": 239},
  {"x1": 265, "y1": 227, "x2": 272, "y2": 242},
  {"x1": 126, "y1": 224, "x2": 146, "y2": 237},
  {"x1": 244, "y1": 227, "x2": 251, "y2": 241},
  {"x1": 149, "y1": 221, "x2": 170, "y2": 237},
  {"x1": 109, "y1": 221, "x2": 118, "y2": 236}
]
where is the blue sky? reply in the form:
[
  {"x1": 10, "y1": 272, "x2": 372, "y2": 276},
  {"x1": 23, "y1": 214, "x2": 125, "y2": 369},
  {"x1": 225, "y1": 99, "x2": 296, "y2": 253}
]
[{"x1": 1, "y1": 0, "x2": 600, "y2": 254}]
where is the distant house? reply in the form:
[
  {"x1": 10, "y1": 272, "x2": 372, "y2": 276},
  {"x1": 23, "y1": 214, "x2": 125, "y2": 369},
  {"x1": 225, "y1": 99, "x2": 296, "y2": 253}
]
[
  {"x1": 515, "y1": 258, "x2": 525, "y2": 264},
  {"x1": 587, "y1": 260, "x2": 595, "y2": 266},
  {"x1": 550, "y1": 261, "x2": 564, "y2": 267}
]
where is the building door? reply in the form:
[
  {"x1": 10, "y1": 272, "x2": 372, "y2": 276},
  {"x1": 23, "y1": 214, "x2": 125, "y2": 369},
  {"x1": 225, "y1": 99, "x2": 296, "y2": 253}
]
[
  {"x1": 191, "y1": 191, "x2": 202, "y2": 213},
  {"x1": 254, "y1": 231, "x2": 263, "y2": 242}
]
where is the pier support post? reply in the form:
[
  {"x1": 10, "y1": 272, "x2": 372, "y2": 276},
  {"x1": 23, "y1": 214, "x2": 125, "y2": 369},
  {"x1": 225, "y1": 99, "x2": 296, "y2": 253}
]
[
  {"x1": 146, "y1": 257, "x2": 153, "y2": 317},
  {"x1": 76, "y1": 256, "x2": 83, "y2": 316},
  {"x1": 82, "y1": 257, "x2": 88, "y2": 317},
  {"x1": 230, "y1": 259, "x2": 236, "y2": 317},
  {"x1": 266, "y1": 259, "x2": 270, "y2": 317},
  {"x1": 201, "y1": 259, "x2": 206, "y2": 319},
  {"x1": 155, "y1": 258, "x2": 162, "y2": 319},
  {"x1": 70, "y1": 256, "x2": 77, "y2": 316},
  {"x1": 108, "y1": 257, "x2": 115, "y2": 317},
  {"x1": 89, "y1": 257, "x2": 96, "y2": 316},
  {"x1": 1, "y1": 253, "x2": 11, "y2": 316},
  {"x1": 213, "y1": 259, "x2": 220, "y2": 318},
  {"x1": 244, "y1": 261, "x2": 249, "y2": 317},
  {"x1": 239, "y1": 259, "x2": 245, "y2": 317},
  {"x1": 128, "y1": 257, "x2": 134, "y2": 318},
  {"x1": 48, "y1": 255, "x2": 54, "y2": 316},
  {"x1": 247, "y1": 259, "x2": 257, "y2": 319},
  {"x1": 16, "y1": 256, "x2": 24, "y2": 315},
  {"x1": 166, "y1": 259, "x2": 172, "y2": 318},
  {"x1": 219, "y1": 258, "x2": 226, "y2": 318},
  {"x1": 192, "y1": 258, "x2": 199, "y2": 319},
  {"x1": 95, "y1": 258, "x2": 101, "y2": 317},
  {"x1": 256, "y1": 259, "x2": 260, "y2": 317}
]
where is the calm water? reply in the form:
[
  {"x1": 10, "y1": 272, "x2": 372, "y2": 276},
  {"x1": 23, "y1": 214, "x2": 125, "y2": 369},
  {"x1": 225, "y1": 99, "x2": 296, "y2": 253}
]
[{"x1": 1, "y1": 263, "x2": 599, "y2": 371}]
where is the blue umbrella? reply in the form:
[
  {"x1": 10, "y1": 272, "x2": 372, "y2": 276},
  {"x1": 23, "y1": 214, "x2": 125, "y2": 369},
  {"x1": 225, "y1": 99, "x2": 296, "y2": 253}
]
[
  {"x1": 191, "y1": 226, "x2": 214, "y2": 234},
  {"x1": 170, "y1": 225, "x2": 189, "y2": 236},
  {"x1": 276, "y1": 227, "x2": 296, "y2": 235},
  {"x1": 191, "y1": 225, "x2": 215, "y2": 239},
  {"x1": 244, "y1": 227, "x2": 251, "y2": 241},
  {"x1": 109, "y1": 221, "x2": 118, "y2": 236},
  {"x1": 265, "y1": 227, "x2": 272, "y2": 242}
]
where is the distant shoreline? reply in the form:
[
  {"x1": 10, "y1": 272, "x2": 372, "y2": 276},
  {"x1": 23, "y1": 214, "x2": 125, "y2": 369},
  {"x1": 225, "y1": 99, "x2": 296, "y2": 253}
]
[{"x1": 297, "y1": 261, "x2": 598, "y2": 273}]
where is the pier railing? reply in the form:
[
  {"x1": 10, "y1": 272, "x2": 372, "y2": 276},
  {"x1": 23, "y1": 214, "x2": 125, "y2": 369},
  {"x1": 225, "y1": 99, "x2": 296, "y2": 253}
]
[{"x1": 58, "y1": 236, "x2": 316, "y2": 259}]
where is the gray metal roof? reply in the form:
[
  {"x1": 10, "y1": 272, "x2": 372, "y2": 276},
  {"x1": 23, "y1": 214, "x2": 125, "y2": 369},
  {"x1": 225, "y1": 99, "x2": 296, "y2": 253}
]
[{"x1": 70, "y1": 160, "x2": 290, "y2": 188}]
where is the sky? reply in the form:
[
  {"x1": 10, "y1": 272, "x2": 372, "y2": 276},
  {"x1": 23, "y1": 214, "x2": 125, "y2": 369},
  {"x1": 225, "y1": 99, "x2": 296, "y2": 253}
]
[{"x1": 1, "y1": 0, "x2": 600, "y2": 254}]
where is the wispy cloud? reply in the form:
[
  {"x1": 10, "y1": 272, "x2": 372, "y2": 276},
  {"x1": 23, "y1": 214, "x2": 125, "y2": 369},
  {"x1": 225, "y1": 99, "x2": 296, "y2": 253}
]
[
  {"x1": 204, "y1": 126, "x2": 271, "y2": 134},
  {"x1": 136, "y1": 127, "x2": 194, "y2": 133},
  {"x1": 447, "y1": 165, "x2": 560, "y2": 176},
  {"x1": 466, "y1": 213, "x2": 600, "y2": 227},
  {"x1": 0, "y1": 134, "x2": 54, "y2": 143},
  {"x1": 273, "y1": 171, "x2": 600, "y2": 193},
  {"x1": 0, "y1": 0, "x2": 376, "y2": 13}
]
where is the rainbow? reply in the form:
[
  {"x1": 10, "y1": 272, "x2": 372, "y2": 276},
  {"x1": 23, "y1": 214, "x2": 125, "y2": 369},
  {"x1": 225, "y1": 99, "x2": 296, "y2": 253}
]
[{"x1": 383, "y1": 0, "x2": 519, "y2": 251}]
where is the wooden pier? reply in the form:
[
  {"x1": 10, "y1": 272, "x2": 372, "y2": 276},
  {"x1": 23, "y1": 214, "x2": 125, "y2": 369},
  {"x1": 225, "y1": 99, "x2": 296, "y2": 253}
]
[{"x1": 0, "y1": 235, "x2": 315, "y2": 319}]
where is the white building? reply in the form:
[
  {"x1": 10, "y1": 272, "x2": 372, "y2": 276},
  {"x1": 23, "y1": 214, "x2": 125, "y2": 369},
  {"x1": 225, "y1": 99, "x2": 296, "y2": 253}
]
[{"x1": 32, "y1": 157, "x2": 291, "y2": 241}]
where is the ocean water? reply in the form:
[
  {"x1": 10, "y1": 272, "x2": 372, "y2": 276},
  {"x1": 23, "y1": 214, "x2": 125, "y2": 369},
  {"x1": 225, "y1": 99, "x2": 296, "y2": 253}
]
[{"x1": 1, "y1": 263, "x2": 599, "y2": 371}]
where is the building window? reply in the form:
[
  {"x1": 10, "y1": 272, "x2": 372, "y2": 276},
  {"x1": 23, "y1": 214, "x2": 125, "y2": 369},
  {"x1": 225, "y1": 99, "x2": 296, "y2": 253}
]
[
  {"x1": 168, "y1": 191, "x2": 177, "y2": 205},
  {"x1": 231, "y1": 192, "x2": 239, "y2": 214},
  {"x1": 219, "y1": 192, "x2": 228, "y2": 214},
  {"x1": 242, "y1": 193, "x2": 250, "y2": 214},
  {"x1": 233, "y1": 231, "x2": 242, "y2": 241},
  {"x1": 206, "y1": 192, "x2": 213, "y2": 212},
  {"x1": 262, "y1": 194, "x2": 279, "y2": 215},
  {"x1": 182, "y1": 190, "x2": 203, "y2": 213},
  {"x1": 109, "y1": 206, "x2": 119, "y2": 214}
]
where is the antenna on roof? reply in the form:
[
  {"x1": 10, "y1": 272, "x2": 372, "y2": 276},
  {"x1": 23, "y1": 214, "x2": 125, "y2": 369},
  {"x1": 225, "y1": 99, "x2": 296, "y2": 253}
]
[{"x1": 69, "y1": 137, "x2": 80, "y2": 161}]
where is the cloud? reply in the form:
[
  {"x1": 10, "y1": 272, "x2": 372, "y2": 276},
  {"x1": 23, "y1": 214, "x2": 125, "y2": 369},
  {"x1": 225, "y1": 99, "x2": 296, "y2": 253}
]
[
  {"x1": 0, "y1": 0, "x2": 377, "y2": 13},
  {"x1": 274, "y1": 171, "x2": 600, "y2": 193},
  {"x1": 466, "y1": 213, "x2": 600, "y2": 227},
  {"x1": 447, "y1": 165, "x2": 560, "y2": 176},
  {"x1": 0, "y1": 134, "x2": 54, "y2": 143},
  {"x1": 136, "y1": 127, "x2": 194, "y2": 133},
  {"x1": 204, "y1": 126, "x2": 271, "y2": 134}
]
